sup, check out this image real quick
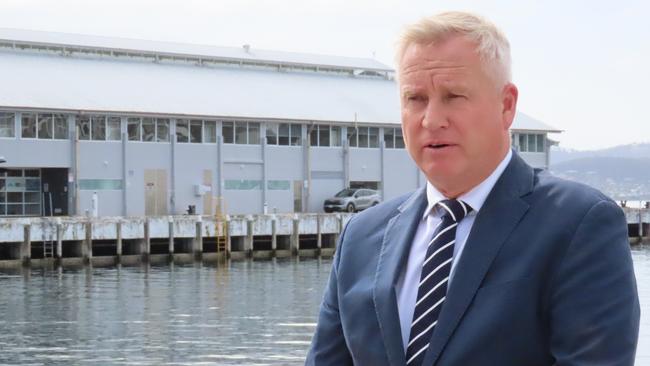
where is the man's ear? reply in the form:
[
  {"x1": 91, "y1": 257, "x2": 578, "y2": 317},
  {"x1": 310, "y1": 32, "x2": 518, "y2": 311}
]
[{"x1": 501, "y1": 83, "x2": 518, "y2": 130}]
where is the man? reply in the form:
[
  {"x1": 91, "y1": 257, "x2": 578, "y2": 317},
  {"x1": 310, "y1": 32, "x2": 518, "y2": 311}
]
[{"x1": 306, "y1": 11, "x2": 639, "y2": 366}]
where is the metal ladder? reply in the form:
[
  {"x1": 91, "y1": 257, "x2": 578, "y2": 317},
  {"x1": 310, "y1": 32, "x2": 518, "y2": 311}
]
[
  {"x1": 41, "y1": 218, "x2": 55, "y2": 258},
  {"x1": 43, "y1": 240, "x2": 55, "y2": 258},
  {"x1": 214, "y1": 196, "x2": 228, "y2": 253}
]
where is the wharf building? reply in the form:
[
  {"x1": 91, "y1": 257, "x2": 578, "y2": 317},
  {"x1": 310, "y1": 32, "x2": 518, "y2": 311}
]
[{"x1": 0, "y1": 29, "x2": 561, "y2": 218}]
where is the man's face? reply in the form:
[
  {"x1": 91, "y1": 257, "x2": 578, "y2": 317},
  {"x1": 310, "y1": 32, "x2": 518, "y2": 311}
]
[{"x1": 398, "y1": 35, "x2": 517, "y2": 198}]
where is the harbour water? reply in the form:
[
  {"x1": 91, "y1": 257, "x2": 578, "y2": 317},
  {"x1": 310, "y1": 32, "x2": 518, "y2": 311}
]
[{"x1": 1, "y1": 246, "x2": 650, "y2": 365}]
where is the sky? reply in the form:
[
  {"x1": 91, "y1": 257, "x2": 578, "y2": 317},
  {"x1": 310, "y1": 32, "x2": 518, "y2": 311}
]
[{"x1": 0, "y1": 0, "x2": 648, "y2": 151}]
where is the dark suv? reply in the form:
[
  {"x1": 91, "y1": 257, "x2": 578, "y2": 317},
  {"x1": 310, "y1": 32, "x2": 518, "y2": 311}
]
[{"x1": 323, "y1": 188, "x2": 381, "y2": 213}]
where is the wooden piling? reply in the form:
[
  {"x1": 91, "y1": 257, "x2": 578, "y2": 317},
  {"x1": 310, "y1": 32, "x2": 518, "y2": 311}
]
[
  {"x1": 56, "y1": 222, "x2": 63, "y2": 262},
  {"x1": 194, "y1": 219, "x2": 203, "y2": 260},
  {"x1": 22, "y1": 224, "x2": 31, "y2": 266},
  {"x1": 291, "y1": 218, "x2": 300, "y2": 256},
  {"x1": 84, "y1": 221, "x2": 92, "y2": 264},
  {"x1": 116, "y1": 221, "x2": 122, "y2": 263}
]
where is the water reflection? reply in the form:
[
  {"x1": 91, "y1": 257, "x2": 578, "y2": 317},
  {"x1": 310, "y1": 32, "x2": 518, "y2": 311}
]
[
  {"x1": 0, "y1": 258, "x2": 330, "y2": 365},
  {"x1": 1, "y1": 248, "x2": 649, "y2": 365}
]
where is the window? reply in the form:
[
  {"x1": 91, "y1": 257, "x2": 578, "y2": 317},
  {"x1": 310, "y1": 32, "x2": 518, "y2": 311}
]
[
  {"x1": 267, "y1": 123, "x2": 302, "y2": 146},
  {"x1": 309, "y1": 125, "x2": 342, "y2": 147},
  {"x1": 107, "y1": 117, "x2": 121, "y2": 141},
  {"x1": 395, "y1": 129, "x2": 405, "y2": 148},
  {"x1": 156, "y1": 119, "x2": 169, "y2": 142},
  {"x1": 204, "y1": 121, "x2": 216, "y2": 143},
  {"x1": 54, "y1": 114, "x2": 68, "y2": 139},
  {"x1": 347, "y1": 127, "x2": 358, "y2": 147},
  {"x1": 290, "y1": 124, "x2": 301, "y2": 146},
  {"x1": 235, "y1": 122, "x2": 247, "y2": 144},
  {"x1": 0, "y1": 169, "x2": 41, "y2": 217},
  {"x1": 127, "y1": 117, "x2": 169, "y2": 142},
  {"x1": 278, "y1": 123, "x2": 289, "y2": 145},
  {"x1": 358, "y1": 127, "x2": 368, "y2": 147},
  {"x1": 349, "y1": 126, "x2": 379, "y2": 148},
  {"x1": 536, "y1": 134, "x2": 544, "y2": 153},
  {"x1": 383, "y1": 128, "x2": 405, "y2": 149},
  {"x1": 75, "y1": 115, "x2": 118, "y2": 141},
  {"x1": 176, "y1": 119, "x2": 189, "y2": 143},
  {"x1": 21, "y1": 113, "x2": 68, "y2": 140},
  {"x1": 91, "y1": 116, "x2": 106, "y2": 141},
  {"x1": 331, "y1": 126, "x2": 341, "y2": 147},
  {"x1": 37, "y1": 114, "x2": 53, "y2": 139},
  {"x1": 518, "y1": 134, "x2": 527, "y2": 152},
  {"x1": 0, "y1": 112, "x2": 15, "y2": 138},
  {"x1": 222, "y1": 121, "x2": 234, "y2": 143},
  {"x1": 21, "y1": 113, "x2": 36, "y2": 138},
  {"x1": 249, "y1": 122, "x2": 260, "y2": 145},
  {"x1": 190, "y1": 120, "x2": 203, "y2": 143},
  {"x1": 127, "y1": 118, "x2": 141, "y2": 141},
  {"x1": 266, "y1": 123, "x2": 278, "y2": 145},
  {"x1": 516, "y1": 133, "x2": 545, "y2": 152},
  {"x1": 142, "y1": 118, "x2": 155, "y2": 142},
  {"x1": 368, "y1": 127, "x2": 379, "y2": 148},
  {"x1": 223, "y1": 121, "x2": 261, "y2": 145},
  {"x1": 384, "y1": 128, "x2": 394, "y2": 148}
]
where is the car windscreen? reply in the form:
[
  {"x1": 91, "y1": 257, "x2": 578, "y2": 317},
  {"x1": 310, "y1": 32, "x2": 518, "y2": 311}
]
[{"x1": 335, "y1": 189, "x2": 356, "y2": 197}]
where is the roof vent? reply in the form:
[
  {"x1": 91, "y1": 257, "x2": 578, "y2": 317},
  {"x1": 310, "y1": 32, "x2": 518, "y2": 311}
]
[{"x1": 243, "y1": 44, "x2": 251, "y2": 53}]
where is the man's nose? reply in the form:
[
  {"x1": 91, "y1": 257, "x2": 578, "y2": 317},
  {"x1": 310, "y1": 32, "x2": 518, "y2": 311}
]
[{"x1": 421, "y1": 100, "x2": 449, "y2": 130}]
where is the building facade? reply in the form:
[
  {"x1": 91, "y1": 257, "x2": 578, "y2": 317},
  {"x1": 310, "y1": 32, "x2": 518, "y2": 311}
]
[{"x1": 0, "y1": 29, "x2": 560, "y2": 217}]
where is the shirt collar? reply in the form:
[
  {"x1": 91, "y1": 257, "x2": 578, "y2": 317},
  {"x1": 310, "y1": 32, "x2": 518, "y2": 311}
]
[{"x1": 423, "y1": 149, "x2": 513, "y2": 219}]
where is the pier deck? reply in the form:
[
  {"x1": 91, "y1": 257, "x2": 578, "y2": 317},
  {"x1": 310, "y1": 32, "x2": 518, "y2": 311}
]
[{"x1": 0, "y1": 207, "x2": 648, "y2": 269}]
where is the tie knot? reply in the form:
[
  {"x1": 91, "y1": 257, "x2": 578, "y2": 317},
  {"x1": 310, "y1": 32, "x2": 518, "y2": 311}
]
[{"x1": 436, "y1": 199, "x2": 472, "y2": 223}]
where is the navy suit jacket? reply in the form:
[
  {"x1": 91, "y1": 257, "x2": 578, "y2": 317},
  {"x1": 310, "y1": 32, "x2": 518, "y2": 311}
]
[{"x1": 307, "y1": 151, "x2": 640, "y2": 365}]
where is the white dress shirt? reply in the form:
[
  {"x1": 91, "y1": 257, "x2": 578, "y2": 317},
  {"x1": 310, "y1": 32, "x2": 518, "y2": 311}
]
[{"x1": 395, "y1": 149, "x2": 513, "y2": 350}]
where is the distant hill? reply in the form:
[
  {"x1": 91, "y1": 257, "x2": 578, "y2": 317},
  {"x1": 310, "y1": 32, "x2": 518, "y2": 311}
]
[
  {"x1": 549, "y1": 144, "x2": 650, "y2": 200},
  {"x1": 551, "y1": 142, "x2": 650, "y2": 164}
]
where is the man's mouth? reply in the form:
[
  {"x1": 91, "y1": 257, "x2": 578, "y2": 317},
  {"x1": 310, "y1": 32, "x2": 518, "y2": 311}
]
[{"x1": 427, "y1": 143, "x2": 453, "y2": 149}]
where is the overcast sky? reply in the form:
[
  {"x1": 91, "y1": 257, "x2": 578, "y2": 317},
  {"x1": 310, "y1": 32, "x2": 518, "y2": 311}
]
[{"x1": 1, "y1": 0, "x2": 647, "y2": 150}]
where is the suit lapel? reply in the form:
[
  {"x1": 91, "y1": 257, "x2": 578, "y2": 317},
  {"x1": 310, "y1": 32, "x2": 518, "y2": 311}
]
[
  {"x1": 422, "y1": 152, "x2": 535, "y2": 365},
  {"x1": 373, "y1": 187, "x2": 427, "y2": 366}
]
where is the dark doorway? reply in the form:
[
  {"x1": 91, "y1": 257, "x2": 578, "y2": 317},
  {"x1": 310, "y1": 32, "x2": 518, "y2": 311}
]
[{"x1": 41, "y1": 168, "x2": 69, "y2": 216}]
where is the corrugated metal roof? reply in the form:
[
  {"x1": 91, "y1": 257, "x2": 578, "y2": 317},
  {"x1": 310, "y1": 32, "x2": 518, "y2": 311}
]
[
  {"x1": 0, "y1": 28, "x2": 392, "y2": 72},
  {"x1": 0, "y1": 44, "x2": 560, "y2": 133},
  {"x1": 0, "y1": 50, "x2": 401, "y2": 124},
  {"x1": 512, "y1": 112, "x2": 562, "y2": 133}
]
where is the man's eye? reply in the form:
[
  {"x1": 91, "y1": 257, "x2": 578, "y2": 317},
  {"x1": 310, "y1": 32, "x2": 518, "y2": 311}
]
[
  {"x1": 447, "y1": 93, "x2": 464, "y2": 100},
  {"x1": 406, "y1": 95, "x2": 426, "y2": 102}
]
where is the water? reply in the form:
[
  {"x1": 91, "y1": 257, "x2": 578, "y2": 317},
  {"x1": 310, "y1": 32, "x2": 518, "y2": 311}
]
[
  {"x1": 1, "y1": 247, "x2": 650, "y2": 365},
  {"x1": 0, "y1": 258, "x2": 331, "y2": 365}
]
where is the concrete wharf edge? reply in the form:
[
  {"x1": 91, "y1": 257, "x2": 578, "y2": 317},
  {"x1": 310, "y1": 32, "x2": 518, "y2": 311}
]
[
  {"x1": 0, "y1": 208, "x2": 648, "y2": 269},
  {"x1": 0, "y1": 213, "x2": 352, "y2": 269}
]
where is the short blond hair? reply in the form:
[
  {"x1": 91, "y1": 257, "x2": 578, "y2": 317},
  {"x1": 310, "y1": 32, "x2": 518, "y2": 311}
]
[{"x1": 396, "y1": 11, "x2": 512, "y2": 86}]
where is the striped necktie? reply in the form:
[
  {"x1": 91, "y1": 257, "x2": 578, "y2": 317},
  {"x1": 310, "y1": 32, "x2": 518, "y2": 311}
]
[{"x1": 405, "y1": 199, "x2": 472, "y2": 366}]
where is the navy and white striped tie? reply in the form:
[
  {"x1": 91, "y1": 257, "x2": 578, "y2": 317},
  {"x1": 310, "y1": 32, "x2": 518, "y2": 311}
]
[{"x1": 405, "y1": 199, "x2": 472, "y2": 366}]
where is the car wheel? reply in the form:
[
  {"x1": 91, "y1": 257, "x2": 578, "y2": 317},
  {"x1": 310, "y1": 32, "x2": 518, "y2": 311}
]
[
  {"x1": 346, "y1": 203, "x2": 355, "y2": 213},
  {"x1": 372, "y1": 201, "x2": 378, "y2": 207}
]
